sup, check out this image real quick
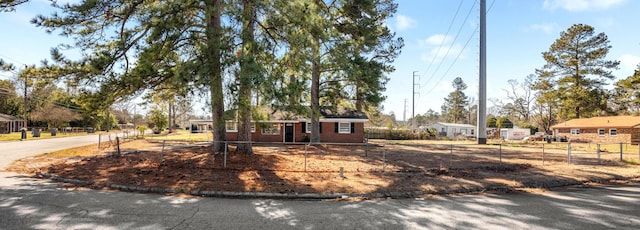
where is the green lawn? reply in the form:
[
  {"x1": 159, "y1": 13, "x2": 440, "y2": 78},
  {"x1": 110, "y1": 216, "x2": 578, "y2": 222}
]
[
  {"x1": 136, "y1": 129, "x2": 214, "y2": 142},
  {"x1": 0, "y1": 130, "x2": 89, "y2": 141}
]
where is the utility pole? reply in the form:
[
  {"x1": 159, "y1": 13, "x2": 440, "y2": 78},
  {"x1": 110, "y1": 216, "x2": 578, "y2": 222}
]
[
  {"x1": 403, "y1": 99, "x2": 408, "y2": 127},
  {"x1": 412, "y1": 71, "x2": 419, "y2": 132},
  {"x1": 478, "y1": 0, "x2": 487, "y2": 144},
  {"x1": 22, "y1": 66, "x2": 27, "y2": 133}
]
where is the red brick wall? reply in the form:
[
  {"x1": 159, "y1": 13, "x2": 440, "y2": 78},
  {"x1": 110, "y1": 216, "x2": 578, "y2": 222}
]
[
  {"x1": 555, "y1": 127, "x2": 634, "y2": 143},
  {"x1": 224, "y1": 125, "x2": 283, "y2": 142},
  {"x1": 320, "y1": 122, "x2": 365, "y2": 143},
  {"x1": 224, "y1": 121, "x2": 365, "y2": 143}
]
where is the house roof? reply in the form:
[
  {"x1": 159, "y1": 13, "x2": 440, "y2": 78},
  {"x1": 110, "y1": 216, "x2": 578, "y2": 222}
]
[
  {"x1": 0, "y1": 113, "x2": 21, "y2": 122},
  {"x1": 435, "y1": 122, "x2": 475, "y2": 128},
  {"x1": 551, "y1": 116, "x2": 640, "y2": 129},
  {"x1": 191, "y1": 106, "x2": 368, "y2": 124},
  {"x1": 319, "y1": 107, "x2": 368, "y2": 119}
]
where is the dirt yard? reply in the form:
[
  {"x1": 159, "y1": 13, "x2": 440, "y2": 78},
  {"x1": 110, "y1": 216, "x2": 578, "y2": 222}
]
[{"x1": 6, "y1": 139, "x2": 640, "y2": 197}]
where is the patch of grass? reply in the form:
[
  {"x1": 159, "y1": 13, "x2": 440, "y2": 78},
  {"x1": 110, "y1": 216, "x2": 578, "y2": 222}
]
[
  {"x1": 42, "y1": 144, "x2": 101, "y2": 158},
  {"x1": 0, "y1": 131, "x2": 90, "y2": 142},
  {"x1": 144, "y1": 129, "x2": 214, "y2": 142}
]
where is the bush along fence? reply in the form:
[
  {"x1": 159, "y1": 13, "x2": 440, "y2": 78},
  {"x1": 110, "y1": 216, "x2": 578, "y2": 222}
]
[{"x1": 365, "y1": 128, "x2": 436, "y2": 140}]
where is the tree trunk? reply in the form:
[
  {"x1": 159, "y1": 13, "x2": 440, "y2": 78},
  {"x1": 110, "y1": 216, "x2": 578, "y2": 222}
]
[
  {"x1": 106, "y1": 109, "x2": 110, "y2": 132},
  {"x1": 206, "y1": 0, "x2": 226, "y2": 153},
  {"x1": 355, "y1": 83, "x2": 362, "y2": 112},
  {"x1": 310, "y1": 37, "x2": 321, "y2": 144},
  {"x1": 237, "y1": 0, "x2": 255, "y2": 154}
]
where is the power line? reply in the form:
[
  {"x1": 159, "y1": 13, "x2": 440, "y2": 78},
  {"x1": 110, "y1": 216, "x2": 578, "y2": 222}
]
[
  {"x1": 420, "y1": 0, "x2": 464, "y2": 87},
  {"x1": 423, "y1": 0, "x2": 496, "y2": 97},
  {"x1": 0, "y1": 53, "x2": 27, "y2": 66},
  {"x1": 423, "y1": 0, "x2": 478, "y2": 87},
  {"x1": 424, "y1": 23, "x2": 479, "y2": 96}
]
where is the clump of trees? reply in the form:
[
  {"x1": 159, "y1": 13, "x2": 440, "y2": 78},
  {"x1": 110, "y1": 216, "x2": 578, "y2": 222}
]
[
  {"x1": 1, "y1": 0, "x2": 403, "y2": 154},
  {"x1": 411, "y1": 23, "x2": 636, "y2": 136}
]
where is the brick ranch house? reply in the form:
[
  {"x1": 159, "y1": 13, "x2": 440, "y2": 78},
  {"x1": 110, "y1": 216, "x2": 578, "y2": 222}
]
[
  {"x1": 0, "y1": 113, "x2": 23, "y2": 134},
  {"x1": 189, "y1": 108, "x2": 368, "y2": 143},
  {"x1": 551, "y1": 116, "x2": 640, "y2": 144}
]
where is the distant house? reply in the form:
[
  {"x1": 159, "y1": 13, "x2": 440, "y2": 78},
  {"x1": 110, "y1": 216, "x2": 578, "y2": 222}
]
[
  {"x1": 500, "y1": 128, "x2": 530, "y2": 140},
  {"x1": 189, "y1": 107, "x2": 368, "y2": 143},
  {"x1": 426, "y1": 122, "x2": 475, "y2": 138},
  {"x1": 0, "y1": 113, "x2": 23, "y2": 134},
  {"x1": 551, "y1": 116, "x2": 640, "y2": 144}
]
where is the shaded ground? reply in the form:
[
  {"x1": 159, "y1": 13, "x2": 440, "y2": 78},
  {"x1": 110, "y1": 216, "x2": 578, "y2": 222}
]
[{"x1": 5, "y1": 139, "x2": 640, "y2": 196}]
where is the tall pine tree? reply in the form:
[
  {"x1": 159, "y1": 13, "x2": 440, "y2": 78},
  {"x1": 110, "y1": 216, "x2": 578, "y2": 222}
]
[
  {"x1": 534, "y1": 24, "x2": 619, "y2": 120},
  {"x1": 441, "y1": 77, "x2": 468, "y2": 123}
]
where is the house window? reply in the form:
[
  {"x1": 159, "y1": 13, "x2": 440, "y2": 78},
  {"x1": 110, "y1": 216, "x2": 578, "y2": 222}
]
[
  {"x1": 610, "y1": 129, "x2": 617, "y2": 136},
  {"x1": 441, "y1": 128, "x2": 445, "y2": 132},
  {"x1": 251, "y1": 122, "x2": 256, "y2": 133},
  {"x1": 261, "y1": 123, "x2": 280, "y2": 135},
  {"x1": 570, "y1": 129, "x2": 580, "y2": 135},
  {"x1": 598, "y1": 129, "x2": 605, "y2": 136},
  {"x1": 226, "y1": 121, "x2": 237, "y2": 132},
  {"x1": 338, "y1": 122, "x2": 351, "y2": 134},
  {"x1": 471, "y1": 129, "x2": 475, "y2": 135},
  {"x1": 306, "y1": 122, "x2": 311, "y2": 133}
]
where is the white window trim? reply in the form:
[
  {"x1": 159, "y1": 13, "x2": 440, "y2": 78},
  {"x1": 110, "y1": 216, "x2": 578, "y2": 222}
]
[
  {"x1": 570, "y1": 129, "x2": 580, "y2": 135},
  {"x1": 338, "y1": 122, "x2": 351, "y2": 134},
  {"x1": 306, "y1": 122, "x2": 311, "y2": 133},
  {"x1": 251, "y1": 122, "x2": 256, "y2": 133},
  {"x1": 261, "y1": 123, "x2": 280, "y2": 135},
  {"x1": 226, "y1": 121, "x2": 237, "y2": 132},
  {"x1": 610, "y1": 128, "x2": 617, "y2": 136},
  {"x1": 598, "y1": 129, "x2": 605, "y2": 136}
]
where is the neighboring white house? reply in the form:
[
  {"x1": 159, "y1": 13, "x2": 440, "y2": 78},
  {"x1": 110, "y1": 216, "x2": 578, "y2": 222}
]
[{"x1": 426, "y1": 122, "x2": 475, "y2": 138}]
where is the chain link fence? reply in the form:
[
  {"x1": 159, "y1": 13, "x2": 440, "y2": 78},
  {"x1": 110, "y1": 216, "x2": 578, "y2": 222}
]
[{"x1": 92, "y1": 139, "x2": 640, "y2": 174}]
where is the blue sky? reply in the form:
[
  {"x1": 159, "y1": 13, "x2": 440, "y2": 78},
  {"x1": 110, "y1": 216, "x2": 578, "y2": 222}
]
[
  {"x1": 1, "y1": 0, "x2": 640, "y2": 120},
  {"x1": 386, "y1": 0, "x2": 640, "y2": 121}
]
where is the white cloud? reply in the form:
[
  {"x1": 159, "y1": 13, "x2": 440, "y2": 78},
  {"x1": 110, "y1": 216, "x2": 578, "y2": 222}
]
[
  {"x1": 420, "y1": 44, "x2": 465, "y2": 64},
  {"x1": 543, "y1": 0, "x2": 627, "y2": 12},
  {"x1": 419, "y1": 34, "x2": 453, "y2": 47},
  {"x1": 617, "y1": 54, "x2": 640, "y2": 77},
  {"x1": 529, "y1": 23, "x2": 555, "y2": 35},
  {"x1": 395, "y1": 14, "x2": 416, "y2": 31}
]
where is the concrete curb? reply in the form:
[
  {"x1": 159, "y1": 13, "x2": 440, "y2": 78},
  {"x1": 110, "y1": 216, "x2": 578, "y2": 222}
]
[{"x1": 34, "y1": 171, "x2": 609, "y2": 200}]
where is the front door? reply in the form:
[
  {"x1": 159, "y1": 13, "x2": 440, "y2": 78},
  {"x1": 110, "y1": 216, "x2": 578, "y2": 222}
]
[{"x1": 284, "y1": 123, "x2": 294, "y2": 142}]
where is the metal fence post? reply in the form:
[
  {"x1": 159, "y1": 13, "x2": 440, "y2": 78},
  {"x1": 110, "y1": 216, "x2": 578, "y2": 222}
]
[
  {"x1": 619, "y1": 143, "x2": 623, "y2": 162},
  {"x1": 365, "y1": 141, "x2": 368, "y2": 157},
  {"x1": 568, "y1": 143, "x2": 571, "y2": 164},
  {"x1": 542, "y1": 144, "x2": 545, "y2": 166},
  {"x1": 161, "y1": 140, "x2": 166, "y2": 163},
  {"x1": 499, "y1": 144, "x2": 502, "y2": 168},
  {"x1": 382, "y1": 149, "x2": 386, "y2": 171},
  {"x1": 224, "y1": 141, "x2": 228, "y2": 169},
  {"x1": 450, "y1": 144, "x2": 453, "y2": 166},
  {"x1": 597, "y1": 144, "x2": 601, "y2": 165},
  {"x1": 116, "y1": 136, "x2": 121, "y2": 155},
  {"x1": 304, "y1": 144, "x2": 308, "y2": 172}
]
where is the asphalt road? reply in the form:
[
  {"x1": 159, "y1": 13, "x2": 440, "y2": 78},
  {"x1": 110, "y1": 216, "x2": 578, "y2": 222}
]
[
  {"x1": 0, "y1": 174, "x2": 638, "y2": 230},
  {"x1": 0, "y1": 134, "x2": 128, "y2": 170},
  {"x1": 1, "y1": 135, "x2": 639, "y2": 229}
]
